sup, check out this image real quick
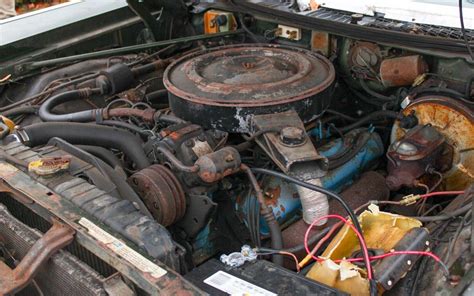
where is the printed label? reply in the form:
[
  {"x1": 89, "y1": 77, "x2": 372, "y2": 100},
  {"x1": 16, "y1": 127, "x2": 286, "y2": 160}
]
[
  {"x1": 79, "y1": 217, "x2": 167, "y2": 279},
  {"x1": 204, "y1": 270, "x2": 277, "y2": 296}
]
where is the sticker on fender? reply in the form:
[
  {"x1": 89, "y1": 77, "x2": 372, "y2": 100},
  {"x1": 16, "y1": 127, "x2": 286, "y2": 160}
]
[
  {"x1": 204, "y1": 270, "x2": 277, "y2": 296},
  {"x1": 79, "y1": 217, "x2": 167, "y2": 279}
]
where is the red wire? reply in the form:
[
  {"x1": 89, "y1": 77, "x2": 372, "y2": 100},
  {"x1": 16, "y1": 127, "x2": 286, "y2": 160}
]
[
  {"x1": 307, "y1": 222, "x2": 342, "y2": 258},
  {"x1": 421, "y1": 191, "x2": 465, "y2": 198},
  {"x1": 279, "y1": 251, "x2": 301, "y2": 273},
  {"x1": 304, "y1": 214, "x2": 373, "y2": 280},
  {"x1": 340, "y1": 250, "x2": 442, "y2": 263}
]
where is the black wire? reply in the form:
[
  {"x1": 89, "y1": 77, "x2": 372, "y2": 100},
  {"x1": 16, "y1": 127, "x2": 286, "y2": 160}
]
[
  {"x1": 359, "y1": 79, "x2": 396, "y2": 102},
  {"x1": 325, "y1": 109, "x2": 357, "y2": 122},
  {"x1": 459, "y1": 0, "x2": 474, "y2": 61},
  {"x1": 249, "y1": 167, "x2": 373, "y2": 275},
  {"x1": 338, "y1": 110, "x2": 400, "y2": 133},
  {"x1": 411, "y1": 204, "x2": 471, "y2": 222}
]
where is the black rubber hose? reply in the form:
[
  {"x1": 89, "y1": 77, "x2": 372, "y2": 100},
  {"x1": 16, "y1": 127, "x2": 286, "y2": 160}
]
[
  {"x1": 327, "y1": 131, "x2": 371, "y2": 170},
  {"x1": 76, "y1": 145, "x2": 124, "y2": 172},
  {"x1": 146, "y1": 89, "x2": 168, "y2": 101},
  {"x1": 38, "y1": 88, "x2": 102, "y2": 122},
  {"x1": 250, "y1": 167, "x2": 372, "y2": 273},
  {"x1": 0, "y1": 73, "x2": 100, "y2": 112},
  {"x1": 242, "y1": 165, "x2": 284, "y2": 266},
  {"x1": 411, "y1": 204, "x2": 471, "y2": 222},
  {"x1": 339, "y1": 110, "x2": 400, "y2": 133},
  {"x1": 98, "y1": 120, "x2": 150, "y2": 136},
  {"x1": 359, "y1": 79, "x2": 396, "y2": 102},
  {"x1": 153, "y1": 112, "x2": 186, "y2": 124},
  {"x1": 325, "y1": 109, "x2": 357, "y2": 122},
  {"x1": 19, "y1": 122, "x2": 150, "y2": 169},
  {"x1": 1, "y1": 106, "x2": 39, "y2": 118},
  {"x1": 47, "y1": 137, "x2": 151, "y2": 217}
]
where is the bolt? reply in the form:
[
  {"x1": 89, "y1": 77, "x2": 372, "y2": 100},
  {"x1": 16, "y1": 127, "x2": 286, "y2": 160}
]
[
  {"x1": 185, "y1": 140, "x2": 194, "y2": 147},
  {"x1": 351, "y1": 13, "x2": 364, "y2": 24},
  {"x1": 387, "y1": 280, "x2": 393, "y2": 286},
  {"x1": 197, "y1": 135, "x2": 206, "y2": 142},
  {"x1": 425, "y1": 241, "x2": 430, "y2": 246},
  {"x1": 225, "y1": 154, "x2": 234, "y2": 163},
  {"x1": 280, "y1": 126, "x2": 306, "y2": 146},
  {"x1": 407, "y1": 260, "x2": 412, "y2": 266}
]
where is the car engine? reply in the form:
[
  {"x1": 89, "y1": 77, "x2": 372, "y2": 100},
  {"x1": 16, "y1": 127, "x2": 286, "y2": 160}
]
[{"x1": 0, "y1": 1, "x2": 473, "y2": 295}]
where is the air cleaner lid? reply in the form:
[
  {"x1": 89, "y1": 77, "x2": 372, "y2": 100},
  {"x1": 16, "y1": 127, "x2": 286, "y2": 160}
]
[{"x1": 163, "y1": 44, "x2": 335, "y2": 107}]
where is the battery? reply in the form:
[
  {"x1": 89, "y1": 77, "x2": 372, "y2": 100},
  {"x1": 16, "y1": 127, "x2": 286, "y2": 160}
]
[{"x1": 184, "y1": 259, "x2": 346, "y2": 295}]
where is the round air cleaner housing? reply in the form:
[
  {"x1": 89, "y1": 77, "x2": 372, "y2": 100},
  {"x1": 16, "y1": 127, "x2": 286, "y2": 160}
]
[{"x1": 164, "y1": 44, "x2": 335, "y2": 132}]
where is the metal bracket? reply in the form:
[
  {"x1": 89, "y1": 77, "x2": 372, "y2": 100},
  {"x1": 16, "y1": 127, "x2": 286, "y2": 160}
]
[
  {"x1": 0, "y1": 220, "x2": 75, "y2": 295},
  {"x1": 252, "y1": 110, "x2": 327, "y2": 179}
]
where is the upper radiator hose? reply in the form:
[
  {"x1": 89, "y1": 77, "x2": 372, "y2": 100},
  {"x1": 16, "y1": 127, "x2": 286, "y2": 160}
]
[{"x1": 16, "y1": 122, "x2": 150, "y2": 169}]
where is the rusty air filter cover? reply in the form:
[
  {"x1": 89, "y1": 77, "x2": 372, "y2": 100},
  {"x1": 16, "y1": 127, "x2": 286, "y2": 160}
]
[{"x1": 164, "y1": 44, "x2": 335, "y2": 132}]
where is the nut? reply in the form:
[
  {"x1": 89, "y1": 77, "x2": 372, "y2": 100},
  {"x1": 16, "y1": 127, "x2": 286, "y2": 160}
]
[{"x1": 279, "y1": 126, "x2": 306, "y2": 146}]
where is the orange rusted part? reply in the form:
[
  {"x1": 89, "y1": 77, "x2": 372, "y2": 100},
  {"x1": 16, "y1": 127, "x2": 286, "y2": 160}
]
[
  {"x1": 393, "y1": 96, "x2": 474, "y2": 190},
  {"x1": 264, "y1": 185, "x2": 282, "y2": 207},
  {"x1": 128, "y1": 165, "x2": 186, "y2": 226},
  {"x1": 380, "y1": 55, "x2": 428, "y2": 87},
  {"x1": 0, "y1": 220, "x2": 75, "y2": 295},
  {"x1": 106, "y1": 107, "x2": 155, "y2": 123},
  {"x1": 311, "y1": 32, "x2": 330, "y2": 56}
]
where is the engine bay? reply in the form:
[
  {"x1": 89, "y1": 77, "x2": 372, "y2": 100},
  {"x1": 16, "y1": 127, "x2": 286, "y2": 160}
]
[{"x1": 0, "y1": 2, "x2": 473, "y2": 295}]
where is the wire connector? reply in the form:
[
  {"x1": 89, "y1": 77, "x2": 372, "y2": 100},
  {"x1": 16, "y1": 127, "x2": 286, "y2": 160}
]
[{"x1": 400, "y1": 194, "x2": 421, "y2": 206}]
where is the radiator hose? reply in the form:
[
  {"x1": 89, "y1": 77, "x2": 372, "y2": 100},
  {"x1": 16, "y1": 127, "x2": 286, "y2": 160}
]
[{"x1": 17, "y1": 122, "x2": 150, "y2": 169}]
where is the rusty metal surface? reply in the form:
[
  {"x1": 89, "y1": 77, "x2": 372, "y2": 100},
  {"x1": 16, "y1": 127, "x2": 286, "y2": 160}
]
[
  {"x1": 380, "y1": 55, "x2": 428, "y2": 87},
  {"x1": 282, "y1": 171, "x2": 389, "y2": 259},
  {"x1": 164, "y1": 44, "x2": 335, "y2": 132},
  {"x1": 392, "y1": 96, "x2": 474, "y2": 190},
  {"x1": 252, "y1": 110, "x2": 326, "y2": 177},
  {"x1": 164, "y1": 43, "x2": 335, "y2": 106},
  {"x1": 348, "y1": 42, "x2": 381, "y2": 70},
  {"x1": 386, "y1": 124, "x2": 450, "y2": 191},
  {"x1": 195, "y1": 147, "x2": 241, "y2": 183},
  {"x1": 311, "y1": 31, "x2": 331, "y2": 56},
  {"x1": 0, "y1": 201, "x2": 108, "y2": 295},
  {"x1": 0, "y1": 141, "x2": 182, "y2": 270},
  {"x1": 106, "y1": 107, "x2": 155, "y2": 122},
  {"x1": 0, "y1": 220, "x2": 75, "y2": 295},
  {"x1": 129, "y1": 165, "x2": 186, "y2": 227},
  {"x1": 0, "y1": 161, "x2": 205, "y2": 295}
]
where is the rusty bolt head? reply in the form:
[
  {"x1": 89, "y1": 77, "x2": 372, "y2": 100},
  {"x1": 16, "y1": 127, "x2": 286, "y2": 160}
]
[
  {"x1": 279, "y1": 126, "x2": 306, "y2": 146},
  {"x1": 225, "y1": 154, "x2": 235, "y2": 162}
]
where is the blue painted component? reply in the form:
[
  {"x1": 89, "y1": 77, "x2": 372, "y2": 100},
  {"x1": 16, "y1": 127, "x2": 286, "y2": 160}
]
[
  {"x1": 239, "y1": 129, "x2": 384, "y2": 235},
  {"x1": 318, "y1": 130, "x2": 383, "y2": 192}
]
